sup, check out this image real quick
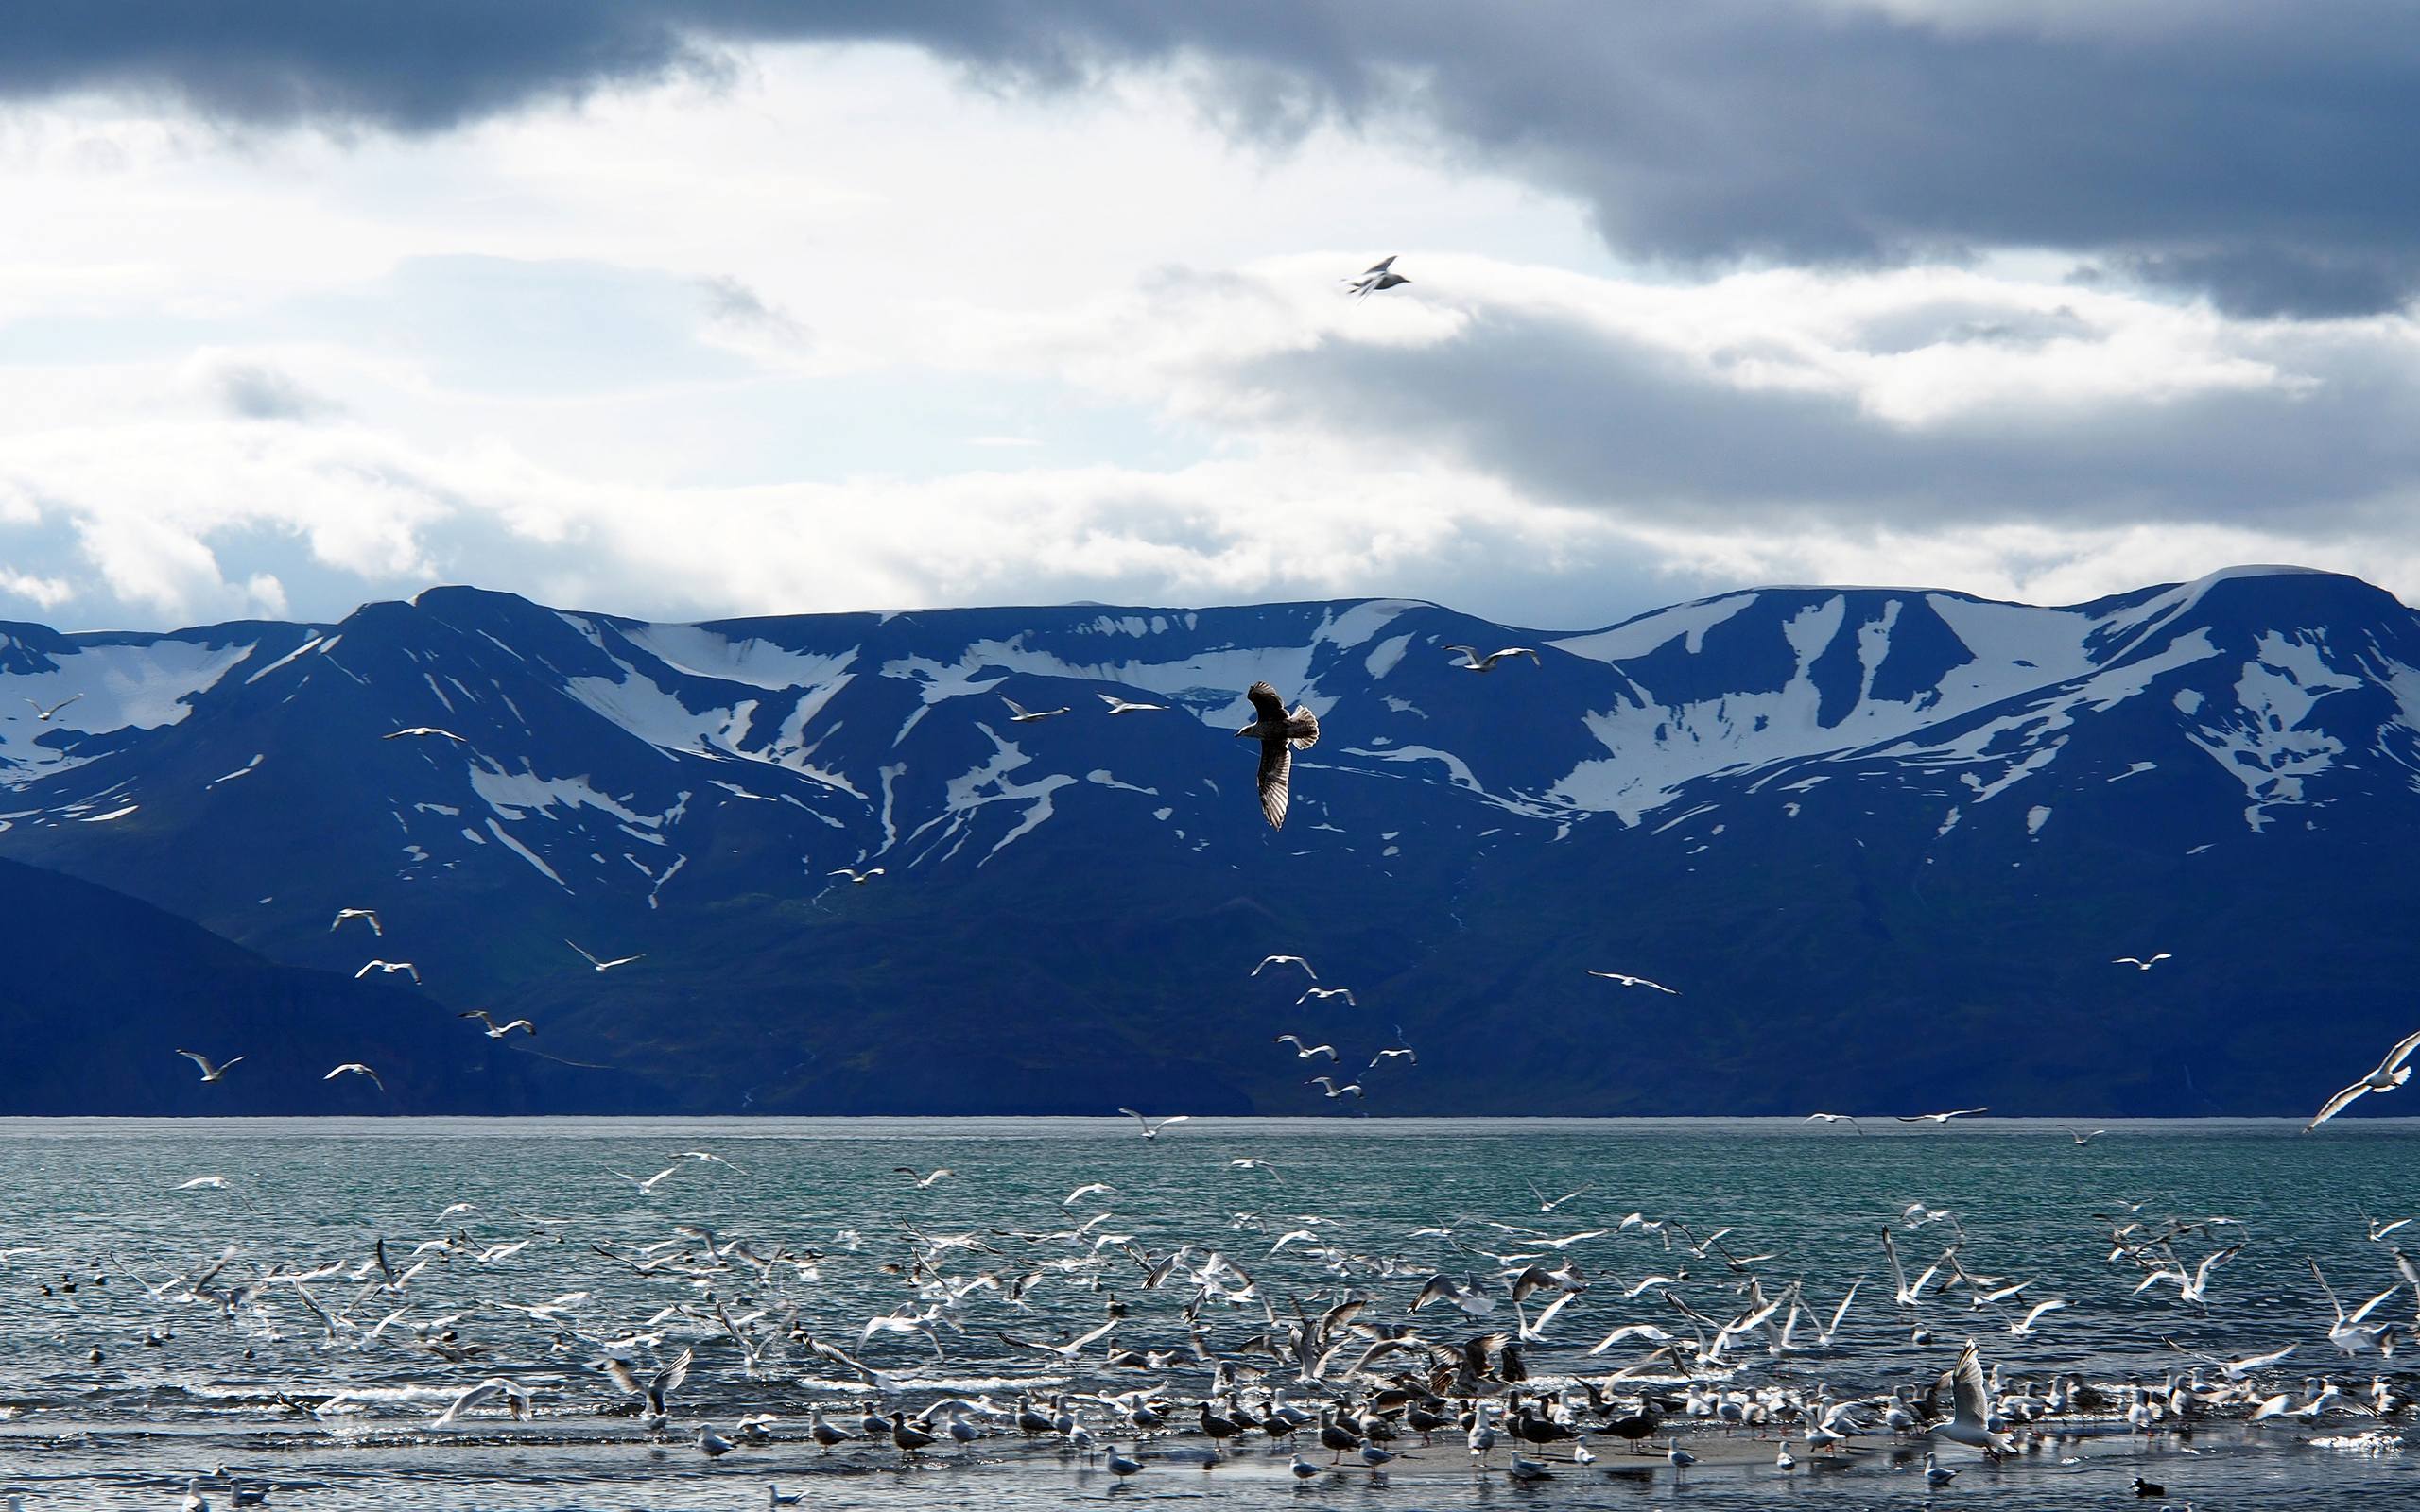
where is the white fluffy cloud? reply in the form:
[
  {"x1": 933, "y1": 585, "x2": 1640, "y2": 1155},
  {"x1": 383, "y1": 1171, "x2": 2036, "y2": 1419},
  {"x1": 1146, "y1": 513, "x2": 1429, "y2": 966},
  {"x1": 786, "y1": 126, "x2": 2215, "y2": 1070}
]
[{"x1": 3, "y1": 44, "x2": 2418, "y2": 632}]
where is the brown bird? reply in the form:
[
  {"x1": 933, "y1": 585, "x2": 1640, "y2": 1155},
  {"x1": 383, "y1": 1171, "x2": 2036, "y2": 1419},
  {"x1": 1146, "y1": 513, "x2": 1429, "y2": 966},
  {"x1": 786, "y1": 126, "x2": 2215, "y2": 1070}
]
[{"x1": 1236, "y1": 681, "x2": 1320, "y2": 830}]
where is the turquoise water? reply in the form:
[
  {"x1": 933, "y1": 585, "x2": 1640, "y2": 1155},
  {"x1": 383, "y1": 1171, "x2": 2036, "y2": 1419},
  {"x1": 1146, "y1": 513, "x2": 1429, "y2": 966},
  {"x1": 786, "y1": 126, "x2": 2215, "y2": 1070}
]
[{"x1": 0, "y1": 1117, "x2": 2413, "y2": 1508}]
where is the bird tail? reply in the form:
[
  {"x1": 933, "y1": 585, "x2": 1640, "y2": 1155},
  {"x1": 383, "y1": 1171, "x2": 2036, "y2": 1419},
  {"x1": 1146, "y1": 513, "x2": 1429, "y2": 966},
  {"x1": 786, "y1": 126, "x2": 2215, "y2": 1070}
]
[{"x1": 1287, "y1": 706, "x2": 1320, "y2": 751}]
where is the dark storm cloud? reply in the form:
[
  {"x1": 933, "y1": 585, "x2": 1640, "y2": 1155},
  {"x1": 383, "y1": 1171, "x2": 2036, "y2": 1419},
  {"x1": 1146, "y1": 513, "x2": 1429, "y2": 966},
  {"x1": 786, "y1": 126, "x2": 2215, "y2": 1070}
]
[
  {"x1": 9, "y1": 4, "x2": 2420, "y2": 315},
  {"x1": 1235, "y1": 306, "x2": 2420, "y2": 531}
]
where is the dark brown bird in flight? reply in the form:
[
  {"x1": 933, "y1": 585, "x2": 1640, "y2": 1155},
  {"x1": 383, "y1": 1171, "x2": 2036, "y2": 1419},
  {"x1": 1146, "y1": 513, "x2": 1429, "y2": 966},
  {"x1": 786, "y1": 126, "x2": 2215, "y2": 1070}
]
[{"x1": 1236, "y1": 681, "x2": 1320, "y2": 830}]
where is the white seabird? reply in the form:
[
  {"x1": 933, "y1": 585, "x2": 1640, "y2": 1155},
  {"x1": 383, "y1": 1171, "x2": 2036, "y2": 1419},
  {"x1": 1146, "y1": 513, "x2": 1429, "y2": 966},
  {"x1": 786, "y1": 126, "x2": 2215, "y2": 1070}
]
[
  {"x1": 2305, "y1": 1027, "x2": 2420, "y2": 1131},
  {"x1": 354, "y1": 959, "x2": 420, "y2": 982},
  {"x1": 323, "y1": 1063, "x2": 385, "y2": 1091},
  {"x1": 1442, "y1": 644, "x2": 1541, "y2": 673},
  {"x1": 565, "y1": 939, "x2": 643, "y2": 971},
  {"x1": 329, "y1": 908, "x2": 382, "y2": 936},
  {"x1": 176, "y1": 1049, "x2": 245, "y2": 1083},
  {"x1": 999, "y1": 696, "x2": 1070, "y2": 722},
  {"x1": 1117, "y1": 1108, "x2": 1189, "y2": 1140},
  {"x1": 1098, "y1": 693, "x2": 1167, "y2": 714}
]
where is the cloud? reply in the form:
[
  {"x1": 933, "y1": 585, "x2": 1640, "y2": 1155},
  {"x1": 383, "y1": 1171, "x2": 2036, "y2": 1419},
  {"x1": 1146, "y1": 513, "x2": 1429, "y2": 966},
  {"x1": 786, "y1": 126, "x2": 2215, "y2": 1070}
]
[
  {"x1": 9, "y1": 6, "x2": 2420, "y2": 313},
  {"x1": 206, "y1": 360, "x2": 338, "y2": 421}
]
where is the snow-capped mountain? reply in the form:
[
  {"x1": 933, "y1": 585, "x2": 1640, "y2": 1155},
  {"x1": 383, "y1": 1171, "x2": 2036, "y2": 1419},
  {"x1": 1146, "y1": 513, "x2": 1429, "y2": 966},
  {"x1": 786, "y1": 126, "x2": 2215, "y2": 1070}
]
[{"x1": 4, "y1": 566, "x2": 2417, "y2": 1116}]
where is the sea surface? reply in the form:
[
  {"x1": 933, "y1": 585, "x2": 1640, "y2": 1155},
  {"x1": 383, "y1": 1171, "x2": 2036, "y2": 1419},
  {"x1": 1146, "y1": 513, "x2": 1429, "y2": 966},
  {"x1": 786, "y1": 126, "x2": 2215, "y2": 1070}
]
[{"x1": 0, "y1": 1117, "x2": 2413, "y2": 1509}]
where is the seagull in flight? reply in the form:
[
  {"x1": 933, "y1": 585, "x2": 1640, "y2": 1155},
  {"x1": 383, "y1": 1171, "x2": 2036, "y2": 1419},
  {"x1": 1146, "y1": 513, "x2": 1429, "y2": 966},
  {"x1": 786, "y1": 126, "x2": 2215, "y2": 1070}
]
[
  {"x1": 566, "y1": 939, "x2": 644, "y2": 971},
  {"x1": 1097, "y1": 693, "x2": 1167, "y2": 714},
  {"x1": 2066, "y1": 1127, "x2": 2107, "y2": 1145},
  {"x1": 24, "y1": 693, "x2": 82, "y2": 722},
  {"x1": 324, "y1": 1062, "x2": 385, "y2": 1091},
  {"x1": 1442, "y1": 644, "x2": 1542, "y2": 673},
  {"x1": 1236, "y1": 681, "x2": 1319, "y2": 831},
  {"x1": 1306, "y1": 1076, "x2": 1364, "y2": 1099},
  {"x1": 894, "y1": 1167, "x2": 954, "y2": 1188},
  {"x1": 999, "y1": 696, "x2": 1070, "y2": 723},
  {"x1": 2305, "y1": 1028, "x2": 2420, "y2": 1132},
  {"x1": 1275, "y1": 1035, "x2": 1338, "y2": 1061},
  {"x1": 384, "y1": 726, "x2": 466, "y2": 742},
  {"x1": 612, "y1": 1165, "x2": 683, "y2": 1194},
  {"x1": 329, "y1": 907, "x2": 382, "y2": 936},
  {"x1": 459, "y1": 1010, "x2": 536, "y2": 1038},
  {"x1": 2113, "y1": 954, "x2": 2172, "y2": 970},
  {"x1": 1117, "y1": 1108, "x2": 1190, "y2": 1140},
  {"x1": 1805, "y1": 1113, "x2": 1862, "y2": 1133},
  {"x1": 1063, "y1": 1183, "x2": 1116, "y2": 1207},
  {"x1": 1368, "y1": 1047, "x2": 1419, "y2": 1070},
  {"x1": 1897, "y1": 1108, "x2": 1988, "y2": 1124},
  {"x1": 1588, "y1": 970, "x2": 1679, "y2": 994},
  {"x1": 1345, "y1": 255, "x2": 1410, "y2": 299},
  {"x1": 1298, "y1": 987, "x2": 1357, "y2": 1006},
  {"x1": 354, "y1": 959, "x2": 420, "y2": 982},
  {"x1": 175, "y1": 1175, "x2": 228, "y2": 1191},
  {"x1": 830, "y1": 867, "x2": 885, "y2": 885},
  {"x1": 176, "y1": 1049, "x2": 244, "y2": 1083},
  {"x1": 1253, "y1": 954, "x2": 1318, "y2": 981},
  {"x1": 1528, "y1": 1181, "x2": 1591, "y2": 1212}
]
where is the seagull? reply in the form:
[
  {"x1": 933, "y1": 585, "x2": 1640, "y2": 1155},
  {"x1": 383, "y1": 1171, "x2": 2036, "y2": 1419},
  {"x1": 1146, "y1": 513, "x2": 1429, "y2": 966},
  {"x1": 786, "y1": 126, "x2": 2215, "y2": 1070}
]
[
  {"x1": 383, "y1": 726, "x2": 466, "y2": 742},
  {"x1": 999, "y1": 696, "x2": 1070, "y2": 723},
  {"x1": 1527, "y1": 1182, "x2": 1591, "y2": 1212},
  {"x1": 1805, "y1": 1113, "x2": 1862, "y2": 1133},
  {"x1": 1236, "y1": 680, "x2": 1319, "y2": 831},
  {"x1": 458, "y1": 1011, "x2": 536, "y2": 1038},
  {"x1": 1442, "y1": 644, "x2": 1541, "y2": 673},
  {"x1": 2305, "y1": 1028, "x2": 2420, "y2": 1131},
  {"x1": 323, "y1": 1063, "x2": 385, "y2": 1091},
  {"x1": 2066, "y1": 1127, "x2": 2107, "y2": 1145},
  {"x1": 329, "y1": 908, "x2": 382, "y2": 936},
  {"x1": 2008, "y1": 1297, "x2": 2068, "y2": 1337},
  {"x1": 354, "y1": 959, "x2": 419, "y2": 983},
  {"x1": 1098, "y1": 693, "x2": 1167, "y2": 714},
  {"x1": 1253, "y1": 954, "x2": 1318, "y2": 980},
  {"x1": 1228, "y1": 1157, "x2": 1282, "y2": 1175},
  {"x1": 174, "y1": 1176, "x2": 228, "y2": 1191},
  {"x1": 2113, "y1": 954, "x2": 2172, "y2": 970},
  {"x1": 1345, "y1": 255, "x2": 1410, "y2": 299},
  {"x1": 1368, "y1": 1047, "x2": 1419, "y2": 1070},
  {"x1": 176, "y1": 1050, "x2": 244, "y2": 1083},
  {"x1": 1063, "y1": 1183, "x2": 1115, "y2": 1207},
  {"x1": 1105, "y1": 1444, "x2": 1145, "y2": 1482},
  {"x1": 893, "y1": 1167, "x2": 954, "y2": 1188},
  {"x1": 1588, "y1": 970, "x2": 1679, "y2": 995},
  {"x1": 1307, "y1": 1076, "x2": 1364, "y2": 1099},
  {"x1": 1275, "y1": 1035, "x2": 1339, "y2": 1061},
  {"x1": 611, "y1": 1165, "x2": 683, "y2": 1194},
  {"x1": 1117, "y1": 1108, "x2": 1190, "y2": 1140},
  {"x1": 1297, "y1": 987, "x2": 1357, "y2": 1006},
  {"x1": 1931, "y1": 1341, "x2": 2014, "y2": 1453},
  {"x1": 565, "y1": 939, "x2": 643, "y2": 971},
  {"x1": 1897, "y1": 1108, "x2": 1988, "y2": 1124},
  {"x1": 24, "y1": 693, "x2": 82, "y2": 722},
  {"x1": 830, "y1": 867, "x2": 885, "y2": 885}
]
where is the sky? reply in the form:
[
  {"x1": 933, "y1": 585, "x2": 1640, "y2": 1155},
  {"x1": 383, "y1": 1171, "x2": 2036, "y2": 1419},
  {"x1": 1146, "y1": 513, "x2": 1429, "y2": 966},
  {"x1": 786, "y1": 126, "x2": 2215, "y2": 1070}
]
[{"x1": 7, "y1": 2, "x2": 2420, "y2": 632}]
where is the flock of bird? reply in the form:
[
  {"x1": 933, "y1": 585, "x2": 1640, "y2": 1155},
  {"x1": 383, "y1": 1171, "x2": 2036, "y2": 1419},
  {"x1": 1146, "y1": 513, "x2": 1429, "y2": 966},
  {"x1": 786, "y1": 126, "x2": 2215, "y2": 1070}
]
[{"x1": 16, "y1": 1125, "x2": 2420, "y2": 1510}]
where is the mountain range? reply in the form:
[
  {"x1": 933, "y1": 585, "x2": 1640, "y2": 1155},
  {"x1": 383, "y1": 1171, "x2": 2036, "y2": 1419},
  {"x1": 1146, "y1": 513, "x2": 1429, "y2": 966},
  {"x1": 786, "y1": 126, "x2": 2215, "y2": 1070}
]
[{"x1": 4, "y1": 564, "x2": 2416, "y2": 1118}]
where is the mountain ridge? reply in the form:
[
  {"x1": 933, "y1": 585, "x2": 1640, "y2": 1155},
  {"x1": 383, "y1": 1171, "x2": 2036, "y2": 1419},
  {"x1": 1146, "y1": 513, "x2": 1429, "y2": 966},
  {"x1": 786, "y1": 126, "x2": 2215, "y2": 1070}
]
[{"x1": 2, "y1": 564, "x2": 2413, "y2": 1116}]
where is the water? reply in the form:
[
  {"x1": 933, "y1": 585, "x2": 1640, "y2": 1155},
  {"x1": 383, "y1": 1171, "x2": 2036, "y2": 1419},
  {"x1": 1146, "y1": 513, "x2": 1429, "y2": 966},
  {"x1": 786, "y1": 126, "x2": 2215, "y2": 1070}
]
[{"x1": 0, "y1": 1117, "x2": 2413, "y2": 1509}]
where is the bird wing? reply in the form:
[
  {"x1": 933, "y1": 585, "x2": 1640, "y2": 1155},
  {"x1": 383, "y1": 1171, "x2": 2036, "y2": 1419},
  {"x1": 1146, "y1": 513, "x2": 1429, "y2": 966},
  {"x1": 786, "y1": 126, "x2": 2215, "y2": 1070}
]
[
  {"x1": 1366, "y1": 255, "x2": 1397, "y2": 274},
  {"x1": 2374, "y1": 1027, "x2": 2420, "y2": 1078},
  {"x1": 1000, "y1": 696, "x2": 1030, "y2": 718},
  {"x1": 177, "y1": 1050, "x2": 216, "y2": 1076},
  {"x1": 563, "y1": 938, "x2": 602, "y2": 967},
  {"x1": 1950, "y1": 1341, "x2": 1991, "y2": 1426},
  {"x1": 1257, "y1": 738, "x2": 1292, "y2": 830},
  {"x1": 1881, "y1": 1228, "x2": 1908, "y2": 1297},
  {"x1": 1287, "y1": 704, "x2": 1319, "y2": 751},
  {"x1": 1246, "y1": 681, "x2": 1287, "y2": 723},
  {"x1": 2307, "y1": 1079, "x2": 2371, "y2": 1132}
]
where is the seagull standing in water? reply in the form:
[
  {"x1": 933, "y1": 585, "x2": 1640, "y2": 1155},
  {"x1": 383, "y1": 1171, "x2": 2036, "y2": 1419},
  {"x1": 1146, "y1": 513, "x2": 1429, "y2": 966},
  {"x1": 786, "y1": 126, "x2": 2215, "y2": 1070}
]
[
  {"x1": 1236, "y1": 681, "x2": 1319, "y2": 831},
  {"x1": 2305, "y1": 1028, "x2": 2420, "y2": 1131}
]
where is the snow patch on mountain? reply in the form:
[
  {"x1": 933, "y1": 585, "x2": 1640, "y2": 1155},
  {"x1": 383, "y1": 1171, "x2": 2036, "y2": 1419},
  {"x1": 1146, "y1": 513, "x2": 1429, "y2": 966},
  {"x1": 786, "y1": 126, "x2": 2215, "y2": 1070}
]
[
  {"x1": 619, "y1": 624, "x2": 859, "y2": 693},
  {"x1": 1552, "y1": 593, "x2": 1755, "y2": 662}
]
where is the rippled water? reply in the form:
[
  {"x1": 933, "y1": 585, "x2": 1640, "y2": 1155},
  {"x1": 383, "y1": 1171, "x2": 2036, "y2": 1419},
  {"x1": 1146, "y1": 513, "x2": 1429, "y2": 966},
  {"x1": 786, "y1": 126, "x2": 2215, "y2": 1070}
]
[{"x1": 0, "y1": 1117, "x2": 2413, "y2": 1509}]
